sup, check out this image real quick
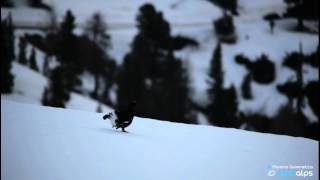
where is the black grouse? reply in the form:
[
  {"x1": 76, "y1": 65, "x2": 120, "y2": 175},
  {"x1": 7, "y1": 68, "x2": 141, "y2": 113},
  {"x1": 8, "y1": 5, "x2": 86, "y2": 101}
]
[{"x1": 103, "y1": 101, "x2": 136, "y2": 132}]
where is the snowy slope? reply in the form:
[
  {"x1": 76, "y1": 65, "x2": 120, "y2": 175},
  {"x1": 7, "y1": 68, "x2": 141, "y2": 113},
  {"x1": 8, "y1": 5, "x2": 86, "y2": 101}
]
[
  {"x1": 1, "y1": 8, "x2": 52, "y2": 29},
  {"x1": 1, "y1": 100, "x2": 319, "y2": 180},
  {"x1": 1, "y1": 62, "x2": 112, "y2": 113}
]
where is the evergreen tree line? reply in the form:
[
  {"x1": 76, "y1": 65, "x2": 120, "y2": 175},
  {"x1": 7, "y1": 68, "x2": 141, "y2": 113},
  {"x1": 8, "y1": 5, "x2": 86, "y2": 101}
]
[
  {"x1": 205, "y1": 42, "x2": 318, "y2": 140},
  {"x1": 23, "y1": 7, "x2": 198, "y2": 112},
  {"x1": 206, "y1": 0, "x2": 318, "y2": 140},
  {"x1": 40, "y1": 11, "x2": 117, "y2": 108},
  {"x1": 1, "y1": 5, "x2": 198, "y2": 124},
  {"x1": 5, "y1": 10, "x2": 116, "y2": 108},
  {"x1": 116, "y1": 3, "x2": 318, "y2": 140}
]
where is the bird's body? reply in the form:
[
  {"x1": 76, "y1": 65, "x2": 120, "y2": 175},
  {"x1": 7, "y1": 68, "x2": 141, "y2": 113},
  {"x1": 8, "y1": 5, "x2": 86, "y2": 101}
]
[{"x1": 103, "y1": 101, "x2": 136, "y2": 132}]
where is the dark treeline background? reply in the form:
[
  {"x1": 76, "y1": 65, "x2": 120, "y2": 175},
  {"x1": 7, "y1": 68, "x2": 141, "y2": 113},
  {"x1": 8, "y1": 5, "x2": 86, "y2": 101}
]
[{"x1": 1, "y1": 0, "x2": 318, "y2": 140}]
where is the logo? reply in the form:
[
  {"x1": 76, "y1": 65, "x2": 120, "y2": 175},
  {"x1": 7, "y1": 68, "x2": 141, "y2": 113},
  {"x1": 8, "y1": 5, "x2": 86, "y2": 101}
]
[
  {"x1": 267, "y1": 170, "x2": 276, "y2": 176},
  {"x1": 267, "y1": 164, "x2": 314, "y2": 177}
]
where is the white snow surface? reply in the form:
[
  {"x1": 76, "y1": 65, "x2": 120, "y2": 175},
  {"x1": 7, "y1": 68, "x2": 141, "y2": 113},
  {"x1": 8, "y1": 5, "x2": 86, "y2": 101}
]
[
  {"x1": 1, "y1": 62, "x2": 112, "y2": 113},
  {"x1": 1, "y1": 100, "x2": 319, "y2": 180},
  {"x1": 1, "y1": 8, "x2": 52, "y2": 29}
]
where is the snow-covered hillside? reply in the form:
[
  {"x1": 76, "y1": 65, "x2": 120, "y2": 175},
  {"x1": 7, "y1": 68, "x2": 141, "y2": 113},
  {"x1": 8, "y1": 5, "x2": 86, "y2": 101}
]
[
  {"x1": 11, "y1": 0, "x2": 318, "y2": 118},
  {"x1": 1, "y1": 0, "x2": 318, "y2": 121},
  {"x1": 1, "y1": 62, "x2": 112, "y2": 113},
  {"x1": 1, "y1": 8, "x2": 52, "y2": 29},
  {"x1": 1, "y1": 100, "x2": 318, "y2": 180}
]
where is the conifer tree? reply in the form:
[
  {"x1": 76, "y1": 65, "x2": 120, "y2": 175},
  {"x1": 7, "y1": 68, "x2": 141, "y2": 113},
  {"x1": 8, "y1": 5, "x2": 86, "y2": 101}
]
[
  {"x1": 1, "y1": 18, "x2": 15, "y2": 94},
  {"x1": 42, "y1": 66, "x2": 70, "y2": 108},
  {"x1": 263, "y1": 13, "x2": 280, "y2": 34},
  {"x1": 118, "y1": 3, "x2": 171, "y2": 111},
  {"x1": 214, "y1": 14, "x2": 237, "y2": 43},
  {"x1": 84, "y1": 13, "x2": 115, "y2": 101},
  {"x1": 208, "y1": 43, "x2": 223, "y2": 95},
  {"x1": 29, "y1": 48, "x2": 39, "y2": 71},
  {"x1": 18, "y1": 36, "x2": 28, "y2": 65},
  {"x1": 101, "y1": 58, "x2": 117, "y2": 105},
  {"x1": 56, "y1": 10, "x2": 82, "y2": 91},
  {"x1": 42, "y1": 32, "x2": 57, "y2": 76},
  {"x1": 7, "y1": 14, "x2": 15, "y2": 61},
  {"x1": 41, "y1": 10, "x2": 80, "y2": 107},
  {"x1": 117, "y1": 3, "x2": 194, "y2": 123},
  {"x1": 269, "y1": 104, "x2": 309, "y2": 138},
  {"x1": 304, "y1": 81, "x2": 318, "y2": 119},
  {"x1": 277, "y1": 43, "x2": 318, "y2": 119},
  {"x1": 241, "y1": 73, "x2": 253, "y2": 99},
  {"x1": 305, "y1": 45, "x2": 319, "y2": 68},
  {"x1": 282, "y1": 44, "x2": 304, "y2": 112},
  {"x1": 85, "y1": 12, "x2": 110, "y2": 49},
  {"x1": 207, "y1": 43, "x2": 239, "y2": 127},
  {"x1": 158, "y1": 52, "x2": 194, "y2": 123},
  {"x1": 207, "y1": 42, "x2": 223, "y2": 125},
  {"x1": 283, "y1": 0, "x2": 319, "y2": 31},
  {"x1": 208, "y1": 0, "x2": 238, "y2": 15},
  {"x1": 277, "y1": 81, "x2": 300, "y2": 106}
]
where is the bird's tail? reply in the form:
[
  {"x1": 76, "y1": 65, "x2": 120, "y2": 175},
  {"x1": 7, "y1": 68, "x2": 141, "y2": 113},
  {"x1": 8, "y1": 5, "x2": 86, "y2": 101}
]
[{"x1": 103, "y1": 112, "x2": 112, "y2": 120}]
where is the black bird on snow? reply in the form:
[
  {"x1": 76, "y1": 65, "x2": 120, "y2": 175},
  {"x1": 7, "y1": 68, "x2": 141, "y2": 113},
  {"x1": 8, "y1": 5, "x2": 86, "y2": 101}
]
[{"x1": 103, "y1": 101, "x2": 136, "y2": 132}]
